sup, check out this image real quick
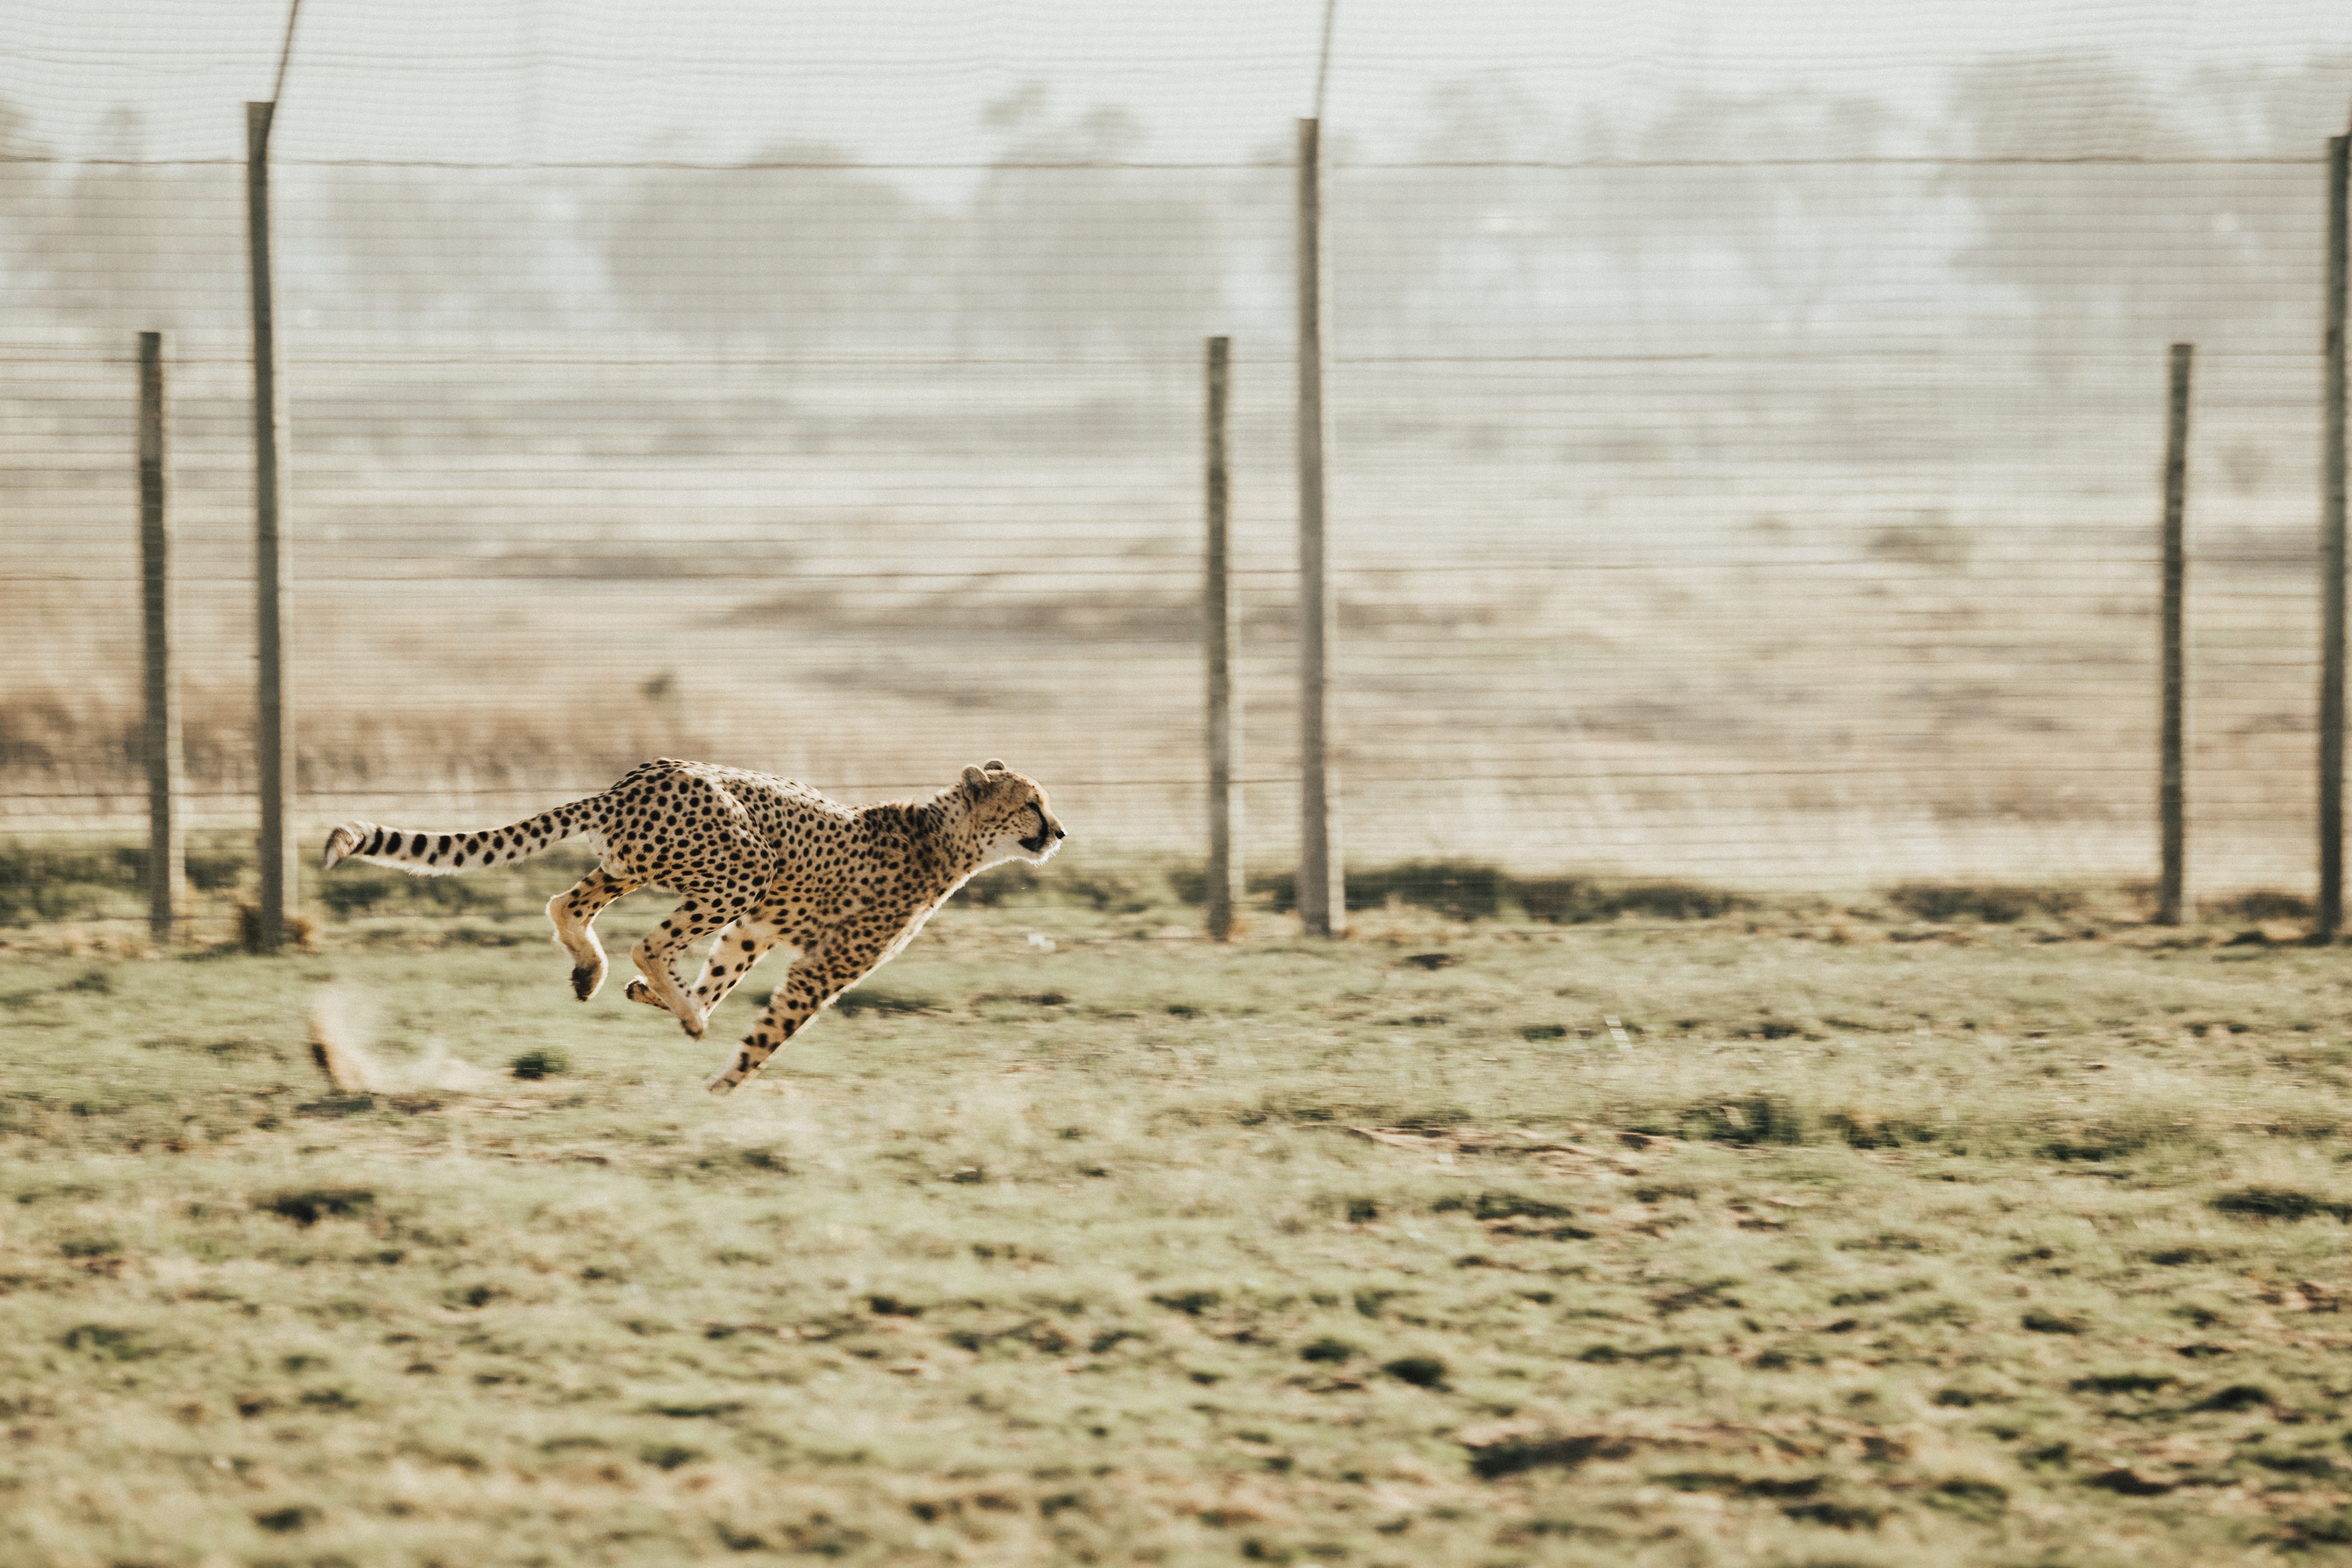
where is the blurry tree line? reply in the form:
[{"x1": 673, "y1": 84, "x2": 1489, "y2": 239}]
[{"x1": 0, "y1": 52, "x2": 2346, "y2": 357}]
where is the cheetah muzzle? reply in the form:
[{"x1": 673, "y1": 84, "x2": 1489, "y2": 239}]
[{"x1": 319, "y1": 758, "x2": 1068, "y2": 1095}]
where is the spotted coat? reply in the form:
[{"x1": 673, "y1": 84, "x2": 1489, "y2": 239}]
[{"x1": 321, "y1": 758, "x2": 1066, "y2": 1094}]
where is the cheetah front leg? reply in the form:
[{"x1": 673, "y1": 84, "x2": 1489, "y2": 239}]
[
  {"x1": 703, "y1": 943, "x2": 864, "y2": 1096},
  {"x1": 548, "y1": 867, "x2": 645, "y2": 1002}
]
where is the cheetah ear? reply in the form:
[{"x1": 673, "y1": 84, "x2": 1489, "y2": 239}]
[
  {"x1": 982, "y1": 758, "x2": 1006, "y2": 772},
  {"x1": 962, "y1": 765, "x2": 989, "y2": 787}
]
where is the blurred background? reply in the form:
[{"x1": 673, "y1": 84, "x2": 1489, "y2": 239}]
[{"x1": 6, "y1": 0, "x2": 2352, "y2": 894}]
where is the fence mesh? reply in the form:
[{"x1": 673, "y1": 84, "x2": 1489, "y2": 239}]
[{"x1": 6, "y1": 10, "x2": 2352, "y2": 899}]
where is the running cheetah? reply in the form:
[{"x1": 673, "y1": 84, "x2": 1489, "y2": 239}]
[{"x1": 319, "y1": 758, "x2": 1066, "y2": 1095}]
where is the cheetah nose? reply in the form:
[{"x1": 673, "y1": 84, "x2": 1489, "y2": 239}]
[{"x1": 1054, "y1": 826, "x2": 1067, "y2": 839}]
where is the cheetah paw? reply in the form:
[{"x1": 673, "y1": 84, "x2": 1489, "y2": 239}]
[
  {"x1": 623, "y1": 979, "x2": 706, "y2": 1038},
  {"x1": 570, "y1": 963, "x2": 605, "y2": 1002}
]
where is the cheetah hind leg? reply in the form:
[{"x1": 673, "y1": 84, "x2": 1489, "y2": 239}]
[
  {"x1": 626, "y1": 919, "x2": 783, "y2": 1019},
  {"x1": 628, "y1": 892, "x2": 747, "y2": 1040},
  {"x1": 547, "y1": 867, "x2": 643, "y2": 1002}
]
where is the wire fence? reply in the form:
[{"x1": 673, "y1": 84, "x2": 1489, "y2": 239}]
[{"x1": 7, "y1": 19, "x2": 2352, "y2": 905}]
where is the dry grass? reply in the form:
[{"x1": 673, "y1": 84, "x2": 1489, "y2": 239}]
[
  {"x1": 4, "y1": 349, "x2": 2330, "y2": 889},
  {"x1": 5, "y1": 887, "x2": 2352, "y2": 1564}
]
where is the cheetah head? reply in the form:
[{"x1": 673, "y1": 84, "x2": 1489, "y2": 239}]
[{"x1": 960, "y1": 760, "x2": 1067, "y2": 866}]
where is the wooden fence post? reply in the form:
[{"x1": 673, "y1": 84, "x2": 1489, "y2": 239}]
[
  {"x1": 1205, "y1": 336, "x2": 1241, "y2": 940},
  {"x1": 138, "y1": 331, "x2": 184, "y2": 943},
  {"x1": 2158, "y1": 343, "x2": 2193, "y2": 926},
  {"x1": 1295, "y1": 117, "x2": 1343, "y2": 937},
  {"x1": 2320, "y1": 135, "x2": 2348, "y2": 941}
]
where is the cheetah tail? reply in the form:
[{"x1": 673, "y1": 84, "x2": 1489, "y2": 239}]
[{"x1": 319, "y1": 800, "x2": 596, "y2": 877}]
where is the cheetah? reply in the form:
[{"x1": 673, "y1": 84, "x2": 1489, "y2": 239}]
[{"x1": 319, "y1": 758, "x2": 1066, "y2": 1095}]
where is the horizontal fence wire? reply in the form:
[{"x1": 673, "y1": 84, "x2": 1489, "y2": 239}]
[{"x1": 6, "y1": 12, "x2": 2352, "y2": 897}]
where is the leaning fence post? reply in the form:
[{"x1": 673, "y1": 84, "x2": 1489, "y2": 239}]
[
  {"x1": 1205, "y1": 336, "x2": 1241, "y2": 941},
  {"x1": 138, "y1": 331, "x2": 184, "y2": 943},
  {"x1": 2320, "y1": 134, "x2": 2348, "y2": 941},
  {"x1": 246, "y1": 99, "x2": 297, "y2": 950},
  {"x1": 2158, "y1": 343, "x2": 2193, "y2": 926}
]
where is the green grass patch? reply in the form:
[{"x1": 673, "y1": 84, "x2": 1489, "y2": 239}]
[
  {"x1": 1243, "y1": 860, "x2": 1752, "y2": 924},
  {"x1": 4, "y1": 903, "x2": 2352, "y2": 1562},
  {"x1": 2212, "y1": 1185, "x2": 2352, "y2": 1222},
  {"x1": 1887, "y1": 880, "x2": 2085, "y2": 923},
  {"x1": 2203, "y1": 889, "x2": 2314, "y2": 923}
]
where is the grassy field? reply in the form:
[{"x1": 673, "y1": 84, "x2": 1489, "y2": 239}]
[{"x1": 6, "y1": 872, "x2": 2352, "y2": 1566}]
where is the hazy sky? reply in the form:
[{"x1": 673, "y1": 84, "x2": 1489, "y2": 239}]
[{"x1": 6, "y1": 0, "x2": 2348, "y2": 178}]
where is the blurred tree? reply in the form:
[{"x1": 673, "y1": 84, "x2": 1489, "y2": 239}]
[
  {"x1": 1942, "y1": 53, "x2": 2331, "y2": 369},
  {"x1": 300, "y1": 169, "x2": 587, "y2": 331},
  {"x1": 1333, "y1": 72, "x2": 1565, "y2": 345},
  {"x1": 588, "y1": 142, "x2": 934, "y2": 342},
  {"x1": 954, "y1": 86, "x2": 1224, "y2": 354},
  {"x1": 12, "y1": 104, "x2": 244, "y2": 333},
  {"x1": 1314, "y1": 73, "x2": 1932, "y2": 345},
  {"x1": 0, "y1": 94, "x2": 52, "y2": 302},
  {"x1": 2187, "y1": 53, "x2": 2352, "y2": 156},
  {"x1": 1632, "y1": 87, "x2": 1920, "y2": 333}
]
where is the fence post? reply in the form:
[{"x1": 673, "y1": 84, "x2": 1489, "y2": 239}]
[
  {"x1": 1205, "y1": 335, "x2": 1241, "y2": 940},
  {"x1": 138, "y1": 331, "x2": 183, "y2": 943},
  {"x1": 1295, "y1": 117, "x2": 1343, "y2": 938},
  {"x1": 246, "y1": 100, "x2": 297, "y2": 951},
  {"x1": 2320, "y1": 134, "x2": 2348, "y2": 942},
  {"x1": 2158, "y1": 343, "x2": 2193, "y2": 926}
]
